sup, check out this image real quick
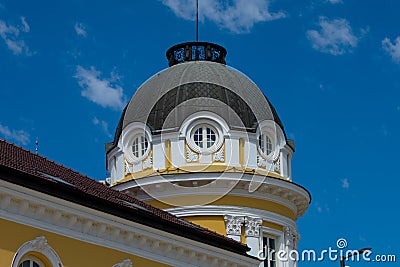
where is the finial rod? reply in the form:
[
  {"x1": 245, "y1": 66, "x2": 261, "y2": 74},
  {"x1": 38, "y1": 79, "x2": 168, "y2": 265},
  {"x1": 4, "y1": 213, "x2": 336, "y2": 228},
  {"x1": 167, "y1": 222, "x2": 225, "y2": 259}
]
[
  {"x1": 35, "y1": 137, "x2": 39, "y2": 155},
  {"x1": 196, "y1": 0, "x2": 199, "y2": 42}
]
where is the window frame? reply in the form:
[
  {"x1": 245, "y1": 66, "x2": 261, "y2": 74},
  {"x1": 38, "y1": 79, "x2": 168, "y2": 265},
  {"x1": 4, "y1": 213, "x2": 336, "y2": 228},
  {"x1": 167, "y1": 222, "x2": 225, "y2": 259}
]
[
  {"x1": 191, "y1": 124, "x2": 218, "y2": 150},
  {"x1": 258, "y1": 133, "x2": 273, "y2": 157},
  {"x1": 124, "y1": 129, "x2": 152, "y2": 164},
  {"x1": 131, "y1": 133, "x2": 150, "y2": 160},
  {"x1": 12, "y1": 236, "x2": 63, "y2": 267},
  {"x1": 262, "y1": 235, "x2": 277, "y2": 267},
  {"x1": 260, "y1": 227, "x2": 284, "y2": 267},
  {"x1": 186, "y1": 119, "x2": 224, "y2": 155},
  {"x1": 19, "y1": 256, "x2": 45, "y2": 267}
]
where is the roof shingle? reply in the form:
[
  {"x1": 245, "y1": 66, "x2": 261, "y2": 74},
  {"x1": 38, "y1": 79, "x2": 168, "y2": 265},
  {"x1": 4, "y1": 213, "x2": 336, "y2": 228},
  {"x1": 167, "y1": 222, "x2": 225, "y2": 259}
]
[{"x1": 0, "y1": 139, "x2": 250, "y2": 255}]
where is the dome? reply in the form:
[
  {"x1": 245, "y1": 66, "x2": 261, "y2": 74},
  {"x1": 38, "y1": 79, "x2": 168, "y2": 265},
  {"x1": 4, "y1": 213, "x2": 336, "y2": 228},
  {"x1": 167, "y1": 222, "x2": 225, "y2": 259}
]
[
  {"x1": 105, "y1": 42, "x2": 310, "y2": 264},
  {"x1": 112, "y1": 43, "x2": 285, "y2": 145}
]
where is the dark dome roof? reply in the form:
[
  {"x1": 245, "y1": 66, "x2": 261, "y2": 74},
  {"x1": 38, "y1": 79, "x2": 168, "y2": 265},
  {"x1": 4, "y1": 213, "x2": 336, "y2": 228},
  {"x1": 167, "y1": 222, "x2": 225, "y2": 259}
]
[{"x1": 111, "y1": 60, "x2": 285, "y2": 146}]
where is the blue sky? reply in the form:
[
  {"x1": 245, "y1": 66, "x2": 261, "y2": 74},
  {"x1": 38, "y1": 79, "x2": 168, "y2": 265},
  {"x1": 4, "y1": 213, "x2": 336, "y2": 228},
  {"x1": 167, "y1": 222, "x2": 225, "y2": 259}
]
[{"x1": 0, "y1": 0, "x2": 399, "y2": 266}]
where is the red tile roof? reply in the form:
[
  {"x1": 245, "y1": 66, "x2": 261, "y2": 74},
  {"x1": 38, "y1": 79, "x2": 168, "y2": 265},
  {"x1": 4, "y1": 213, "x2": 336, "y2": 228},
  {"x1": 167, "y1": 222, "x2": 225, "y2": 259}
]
[{"x1": 0, "y1": 139, "x2": 249, "y2": 255}]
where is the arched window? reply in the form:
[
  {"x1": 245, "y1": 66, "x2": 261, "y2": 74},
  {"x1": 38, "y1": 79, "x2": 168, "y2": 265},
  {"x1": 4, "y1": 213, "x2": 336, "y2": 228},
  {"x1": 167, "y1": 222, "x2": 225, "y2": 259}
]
[
  {"x1": 191, "y1": 124, "x2": 217, "y2": 150},
  {"x1": 12, "y1": 236, "x2": 63, "y2": 267},
  {"x1": 131, "y1": 134, "x2": 149, "y2": 159},
  {"x1": 18, "y1": 256, "x2": 44, "y2": 267},
  {"x1": 258, "y1": 134, "x2": 273, "y2": 156}
]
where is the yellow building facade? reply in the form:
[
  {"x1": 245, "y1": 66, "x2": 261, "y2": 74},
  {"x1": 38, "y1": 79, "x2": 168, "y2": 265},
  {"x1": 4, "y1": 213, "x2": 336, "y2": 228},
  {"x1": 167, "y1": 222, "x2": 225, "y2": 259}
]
[{"x1": 0, "y1": 139, "x2": 259, "y2": 267}]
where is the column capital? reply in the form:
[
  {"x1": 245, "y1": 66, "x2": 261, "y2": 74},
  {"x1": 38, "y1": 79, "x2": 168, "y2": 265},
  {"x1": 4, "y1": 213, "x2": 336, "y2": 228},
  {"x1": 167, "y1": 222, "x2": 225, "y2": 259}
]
[
  {"x1": 244, "y1": 216, "x2": 262, "y2": 237},
  {"x1": 284, "y1": 226, "x2": 300, "y2": 249},
  {"x1": 224, "y1": 215, "x2": 244, "y2": 236}
]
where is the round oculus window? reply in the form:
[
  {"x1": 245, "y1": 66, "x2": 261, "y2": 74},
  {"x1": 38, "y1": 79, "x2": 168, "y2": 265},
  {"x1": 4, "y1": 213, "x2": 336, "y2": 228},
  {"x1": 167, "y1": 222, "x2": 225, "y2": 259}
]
[
  {"x1": 258, "y1": 133, "x2": 273, "y2": 156},
  {"x1": 131, "y1": 134, "x2": 149, "y2": 159},
  {"x1": 191, "y1": 124, "x2": 218, "y2": 151}
]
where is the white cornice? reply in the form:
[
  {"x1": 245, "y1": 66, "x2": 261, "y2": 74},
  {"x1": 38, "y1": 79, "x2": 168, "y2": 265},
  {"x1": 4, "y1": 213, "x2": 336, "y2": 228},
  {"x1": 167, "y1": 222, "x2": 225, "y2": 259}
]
[
  {"x1": 0, "y1": 180, "x2": 259, "y2": 267},
  {"x1": 165, "y1": 205, "x2": 297, "y2": 230},
  {"x1": 115, "y1": 173, "x2": 310, "y2": 218}
]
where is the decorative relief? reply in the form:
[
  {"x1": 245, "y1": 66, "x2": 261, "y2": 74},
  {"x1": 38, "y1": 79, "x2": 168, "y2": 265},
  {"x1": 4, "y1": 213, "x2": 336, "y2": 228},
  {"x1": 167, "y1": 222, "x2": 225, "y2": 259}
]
[
  {"x1": 244, "y1": 217, "x2": 262, "y2": 237},
  {"x1": 274, "y1": 158, "x2": 280, "y2": 173},
  {"x1": 257, "y1": 154, "x2": 267, "y2": 168},
  {"x1": 142, "y1": 155, "x2": 152, "y2": 170},
  {"x1": 284, "y1": 226, "x2": 300, "y2": 250},
  {"x1": 213, "y1": 145, "x2": 225, "y2": 162},
  {"x1": 224, "y1": 215, "x2": 244, "y2": 236},
  {"x1": 186, "y1": 145, "x2": 199, "y2": 163},
  {"x1": 125, "y1": 160, "x2": 133, "y2": 174},
  {"x1": 258, "y1": 153, "x2": 281, "y2": 174},
  {"x1": 31, "y1": 236, "x2": 48, "y2": 251},
  {"x1": 12, "y1": 236, "x2": 64, "y2": 267},
  {"x1": 112, "y1": 259, "x2": 133, "y2": 267}
]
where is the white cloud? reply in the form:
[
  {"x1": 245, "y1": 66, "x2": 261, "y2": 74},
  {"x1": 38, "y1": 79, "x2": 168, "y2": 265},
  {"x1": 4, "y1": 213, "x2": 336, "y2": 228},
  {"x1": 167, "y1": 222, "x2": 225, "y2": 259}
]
[
  {"x1": 382, "y1": 37, "x2": 400, "y2": 64},
  {"x1": 162, "y1": 0, "x2": 285, "y2": 33},
  {"x1": 328, "y1": 0, "x2": 343, "y2": 4},
  {"x1": 74, "y1": 66, "x2": 127, "y2": 110},
  {"x1": 315, "y1": 203, "x2": 329, "y2": 213},
  {"x1": 74, "y1": 22, "x2": 87, "y2": 37},
  {"x1": 0, "y1": 123, "x2": 30, "y2": 145},
  {"x1": 306, "y1": 17, "x2": 362, "y2": 55},
  {"x1": 341, "y1": 178, "x2": 349, "y2": 189},
  {"x1": 93, "y1": 117, "x2": 112, "y2": 138},
  {"x1": 20, "y1": 17, "x2": 30, "y2": 32},
  {"x1": 0, "y1": 17, "x2": 30, "y2": 55}
]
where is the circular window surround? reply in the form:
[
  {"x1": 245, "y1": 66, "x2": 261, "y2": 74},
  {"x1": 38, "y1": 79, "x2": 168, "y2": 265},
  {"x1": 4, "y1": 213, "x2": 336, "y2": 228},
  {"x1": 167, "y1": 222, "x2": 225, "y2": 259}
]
[
  {"x1": 186, "y1": 119, "x2": 224, "y2": 155},
  {"x1": 258, "y1": 133, "x2": 275, "y2": 159},
  {"x1": 122, "y1": 123, "x2": 152, "y2": 164},
  {"x1": 257, "y1": 121, "x2": 284, "y2": 161}
]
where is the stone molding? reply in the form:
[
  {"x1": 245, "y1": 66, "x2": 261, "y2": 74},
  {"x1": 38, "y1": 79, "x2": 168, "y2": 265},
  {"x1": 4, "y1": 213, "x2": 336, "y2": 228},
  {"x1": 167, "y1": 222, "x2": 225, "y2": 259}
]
[
  {"x1": 11, "y1": 236, "x2": 63, "y2": 267},
  {"x1": 0, "y1": 180, "x2": 259, "y2": 267},
  {"x1": 113, "y1": 259, "x2": 133, "y2": 267}
]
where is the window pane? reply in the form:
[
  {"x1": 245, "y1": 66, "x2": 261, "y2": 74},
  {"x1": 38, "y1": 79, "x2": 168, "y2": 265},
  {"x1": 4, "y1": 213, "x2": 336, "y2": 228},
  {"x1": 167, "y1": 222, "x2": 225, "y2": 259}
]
[
  {"x1": 132, "y1": 135, "x2": 149, "y2": 158},
  {"x1": 132, "y1": 138, "x2": 138, "y2": 157},
  {"x1": 194, "y1": 128, "x2": 203, "y2": 148},
  {"x1": 19, "y1": 260, "x2": 30, "y2": 267},
  {"x1": 259, "y1": 135, "x2": 264, "y2": 153},
  {"x1": 33, "y1": 262, "x2": 40, "y2": 267},
  {"x1": 269, "y1": 236, "x2": 275, "y2": 249},
  {"x1": 140, "y1": 136, "x2": 148, "y2": 156},
  {"x1": 266, "y1": 136, "x2": 272, "y2": 155},
  {"x1": 205, "y1": 127, "x2": 216, "y2": 148},
  {"x1": 263, "y1": 237, "x2": 276, "y2": 267}
]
